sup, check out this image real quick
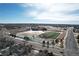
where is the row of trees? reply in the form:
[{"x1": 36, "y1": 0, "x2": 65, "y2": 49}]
[
  {"x1": 37, "y1": 49, "x2": 54, "y2": 56},
  {"x1": 9, "y1": 33, "x2": 31, "y2": 41},
  {"x1": 42, "y1": 40, "x2": 57, "y2": 48},
  {"x1": 42, "y1": 39, "x2": 61, "y2": 48}
]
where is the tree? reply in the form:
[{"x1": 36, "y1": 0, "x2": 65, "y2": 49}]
[
  {"x1": 55, "y1": 39, "x2": 59, "y2": 44},
  {"x1": 77, "y1": 34, "x2": 79, "y2": 43},
  {"x1": 38, "y1": 50, "x2": 43, "y2": 56},
  {"x1": 77, "y1": 34, "x2": 79, "y2": 39},
  {"x1": 60, "y1": 42, "x2": 64, "y2": 48},
  {"x1": 42, "y1": 28, "x2": 47, "y2": 31},
  {"x1": 42, "y1": 41, "x2": 45, "y2": 47},
  {"x1": 77, "y1": 39, "x2": 79, "y2": 44},
  {"x1": 23, "y1": 36, "x2": 31, "y2": 41},
  {"x1": 48, "y1": 52, "x2": 54, "y2": 56},
  {"x1": 51, "y1": 40, "x2": 55, "y2": 48},
  {"x1": 47, "y1": 41, "x2": 49, "y2": 48},
  {"x1": 9, "y1": 33, "x2": 16, "y2": 38},
  {"x1": 43, "y1": 50, "x2": 48, "y2": 56}
]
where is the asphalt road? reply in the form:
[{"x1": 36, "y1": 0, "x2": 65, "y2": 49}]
[{"x1": 64, "y1": 27, "x2": 79, "y2": 56}]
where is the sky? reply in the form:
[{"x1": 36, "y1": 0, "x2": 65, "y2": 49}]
[{"x1": 0, "y1": 3, "x2": 79, "y2": 24}]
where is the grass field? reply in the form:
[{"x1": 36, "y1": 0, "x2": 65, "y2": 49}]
[{"x1": 39, "y1": 32, "x2": 60, "y2": 39}]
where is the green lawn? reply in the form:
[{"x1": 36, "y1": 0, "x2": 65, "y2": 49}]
[{"x1": 39, "y1": 32, "x2": 60, "y2": 39}]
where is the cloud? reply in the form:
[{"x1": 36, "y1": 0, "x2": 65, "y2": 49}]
[{"x1": 21, "y1": 3, "x2": 79, "y2": 24}]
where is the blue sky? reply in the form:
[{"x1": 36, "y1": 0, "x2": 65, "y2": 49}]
[{"x1": 0, "y1": 3, "x2": 79, "y2": 24}]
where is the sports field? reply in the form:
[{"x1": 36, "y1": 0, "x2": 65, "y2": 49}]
[{"x1": 39, "y1": 32, "x2": 60, "y2": 39}]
